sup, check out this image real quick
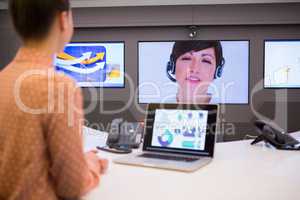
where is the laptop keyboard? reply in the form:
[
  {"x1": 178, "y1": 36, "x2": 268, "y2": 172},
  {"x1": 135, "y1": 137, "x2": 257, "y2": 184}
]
[{"x1": 139, "y1": 153, "x2": 200, "y2": 162}]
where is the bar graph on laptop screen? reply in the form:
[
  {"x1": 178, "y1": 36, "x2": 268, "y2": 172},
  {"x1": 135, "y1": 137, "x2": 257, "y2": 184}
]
[{"x1": 152, "y1": 109, "x2": 208, "y2": 151}]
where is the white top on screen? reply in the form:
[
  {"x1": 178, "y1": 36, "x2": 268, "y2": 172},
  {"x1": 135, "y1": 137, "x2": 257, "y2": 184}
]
[
  {"x1": 264, "y1": 40, "x2": 300, "y2": 88},
  {"x1": 138, "y1": 41, "x2": 249, "y2": 104}
]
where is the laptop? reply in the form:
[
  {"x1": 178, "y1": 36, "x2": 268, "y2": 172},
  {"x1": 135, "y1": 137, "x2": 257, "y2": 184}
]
[{"x1": 114, "y1": 103, "x2": 219, "y2": 172}]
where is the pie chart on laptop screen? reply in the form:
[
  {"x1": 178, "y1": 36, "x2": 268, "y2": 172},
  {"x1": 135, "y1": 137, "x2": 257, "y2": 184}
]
[{"x1": 158, "y1": 130, "x2": 174, "y2": 147}]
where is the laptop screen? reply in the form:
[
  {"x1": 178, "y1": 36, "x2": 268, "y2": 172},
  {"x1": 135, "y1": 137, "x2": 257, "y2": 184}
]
[
  {"x1": 143, "y1": 104, "x2": 218, "y2": 157},
  {"x1": 152, "y1": 109, "x2": 208, "y2": 151}
]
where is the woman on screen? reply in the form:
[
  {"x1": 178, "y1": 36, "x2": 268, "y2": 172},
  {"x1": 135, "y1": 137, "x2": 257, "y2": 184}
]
[
  {"x1": 166, "y1": 41, "x2": 225, "y2": 104},
  {"x1": 0, "y1": 0, "x2": 107, "y2": 199}
]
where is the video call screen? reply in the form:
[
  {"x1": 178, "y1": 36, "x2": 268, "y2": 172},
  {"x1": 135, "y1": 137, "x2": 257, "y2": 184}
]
[
  {"x1": 152, "y1": 109, "x2": 208, "y2": 151},
  {"x1": 264, "y1": 40, "x2": 300, "y2": 88},
  {"x1": 138, "y1": 41, "x2": 249, "y2": 104},
  {"x1": 55, "y1": 42, "x2": 125, "y2": 87}
]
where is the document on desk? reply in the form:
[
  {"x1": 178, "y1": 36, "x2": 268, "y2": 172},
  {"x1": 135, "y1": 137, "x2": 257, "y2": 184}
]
[
  {"x1": 290, "y1": 131, "x2": 300, "y2": 141},
  {"x1": 83, "y1": 126, "x2": 108, "y2": 152}
]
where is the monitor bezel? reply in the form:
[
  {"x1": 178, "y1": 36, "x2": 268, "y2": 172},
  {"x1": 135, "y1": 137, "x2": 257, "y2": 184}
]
[
  {"x1": 263, "y1": 39, "x2": 300, "y2": 89},
  {"x1": 137, "y1": 40, "x2": 251, "y2": 105},
  {"x1": 143, "y1": 103, "x2": 218, "y2": 157},
  {"x1": 56, "y1": 41, "x2": 126, "y2": 88}
]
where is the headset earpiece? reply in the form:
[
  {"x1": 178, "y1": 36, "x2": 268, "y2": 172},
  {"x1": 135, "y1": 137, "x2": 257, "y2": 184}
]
[
  {"x1": 214, "y1": 57, "x2": 225, "y2": 79},
  {"x1": 214, "y1": 66, "x2": 223, "y2": 78},
  {"x1": 166, "y1": 55, "x2": 176, "y2": 82}
]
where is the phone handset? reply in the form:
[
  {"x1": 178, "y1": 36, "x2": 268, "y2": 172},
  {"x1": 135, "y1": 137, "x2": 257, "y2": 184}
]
[
  {"x1": 97, "y1": 118, "x2": 144, "y2": 154},
  {"x1": 251, "y1": 120, "x2": 300, "y2": 150}
]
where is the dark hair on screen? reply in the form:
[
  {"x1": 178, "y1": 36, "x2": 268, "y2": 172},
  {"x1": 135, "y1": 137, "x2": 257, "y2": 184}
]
[
  {"x1": 171, "y1": 40, "x2": 224, "y2": 67},
  {"x1": 9, "y1": 0, "x2": 70, "y2": 41}
]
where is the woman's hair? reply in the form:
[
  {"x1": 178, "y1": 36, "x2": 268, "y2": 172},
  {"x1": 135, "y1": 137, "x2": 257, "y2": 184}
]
[
  {"x1": 171, "y1": 41, "x2": 224, "y2": 67},
  {"x1": 9, "y1": 0, "x2": 70, "y2": 41}
]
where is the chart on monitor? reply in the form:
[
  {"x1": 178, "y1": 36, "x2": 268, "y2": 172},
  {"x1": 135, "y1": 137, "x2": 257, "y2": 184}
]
[
  {"x1": 152, "y1": 109, "x2": 209, "y2": 151},
  {"x1": 264, "y1": 40, "x2": 300, "y2": 88},
  {"x1": 55, "y1": 42, "x2": 125, "y2": 88}
]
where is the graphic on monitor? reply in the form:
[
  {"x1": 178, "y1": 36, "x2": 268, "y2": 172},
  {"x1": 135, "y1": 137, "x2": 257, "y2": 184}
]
[
  {"x1": 55, "y1": 42, "x2": 125, "y2": 87},
  {"x1": 152, "y1": 109, "x2": 208, "y2": 151},
  {"x1": 138, "y1": 40, "x2": 249, "y2": 104},
  {"x1": 264, "y1": 40, "x2": 300, "y2": 88}
]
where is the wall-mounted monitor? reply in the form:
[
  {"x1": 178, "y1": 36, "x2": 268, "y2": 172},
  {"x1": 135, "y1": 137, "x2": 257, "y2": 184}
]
[
  {"x1": 264, "y1": 40, "x2": 300, "y2": 88},
  {"x1": 138, "y1": 40, "x2": 249, "y2": 104},
  {"x1": 55, "y1": 42, "x2": 125, "y2": 87}
]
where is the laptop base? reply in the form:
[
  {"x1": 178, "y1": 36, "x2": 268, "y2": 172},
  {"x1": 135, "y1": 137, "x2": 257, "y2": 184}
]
[{"x1": 113, "y1": 153, "x2": 212, "y2": 173}]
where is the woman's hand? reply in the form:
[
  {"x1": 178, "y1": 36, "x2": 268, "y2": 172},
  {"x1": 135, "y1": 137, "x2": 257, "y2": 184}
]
[
  {"x1": 85, "y1": 150, "x2": 109, "y2": 175},
  {"x1": 99, "y1": 158, "x2": 108, "y2": 174}
]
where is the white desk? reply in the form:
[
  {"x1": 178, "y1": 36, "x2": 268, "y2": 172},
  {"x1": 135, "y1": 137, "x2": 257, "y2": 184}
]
[{"x1": 83, "y1": 132, "x2": 300, "y2": 200}]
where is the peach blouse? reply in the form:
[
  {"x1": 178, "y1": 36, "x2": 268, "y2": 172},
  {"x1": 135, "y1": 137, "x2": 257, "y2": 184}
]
[{"x1": 0, "y1": 47, "x2": 99, "y2": 200}]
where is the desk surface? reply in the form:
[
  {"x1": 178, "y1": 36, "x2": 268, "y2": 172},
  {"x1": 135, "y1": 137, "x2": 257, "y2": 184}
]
[{"x1": 83, "y1": 132, "x2": 300, "y2": 200}]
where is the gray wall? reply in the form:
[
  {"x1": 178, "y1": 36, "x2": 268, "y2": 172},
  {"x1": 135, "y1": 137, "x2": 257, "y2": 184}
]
[
  {"x1": 1, "y1": 3, "x2": 300, "y2": 141},
  {"x1": 1, "y1": 0, "x2": 300, "y2": 9},
  {"x1": 0, "y1": 11, "x2": 20, "y2": 67},
  {"x1": 69, "y1": 0, "x2": 300, "y2": 8}
]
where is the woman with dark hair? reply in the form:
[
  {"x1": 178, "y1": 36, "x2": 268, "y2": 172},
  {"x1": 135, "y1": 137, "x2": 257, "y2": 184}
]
[
  {"x1": 0, "y1": 0, "x2": 107, "y2": 199},
  {"x1": 166, "y1": 41, "x2": 225, "y2": 104}
]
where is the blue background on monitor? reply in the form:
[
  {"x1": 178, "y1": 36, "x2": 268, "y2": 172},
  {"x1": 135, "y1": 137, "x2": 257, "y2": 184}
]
[{"x1": 55, "y1": 45, "x2": 107, "y2": 83}]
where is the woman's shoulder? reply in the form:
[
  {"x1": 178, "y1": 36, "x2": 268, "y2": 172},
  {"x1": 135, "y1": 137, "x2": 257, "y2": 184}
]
[
  {"x1": 49, "y1": 69, "x2": 77, "y2": 87},
  {"x1": 19, "y1": 68, "x2": 78, "y2": 97},
  {"x1": 39, "y1": 68, "x2": 77, "y2": 89}
]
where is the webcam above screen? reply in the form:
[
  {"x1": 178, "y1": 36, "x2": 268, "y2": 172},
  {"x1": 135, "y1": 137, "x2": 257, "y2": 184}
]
[
  {"x1": 55, "y1": 42, "x2": 125, "y2": 88},
  {"x1": 264, "y1": 40, "x2": 300, "y2": 89},
  {"x1": 138, "y1": 40, "x2": 249, "y2": 104}
]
